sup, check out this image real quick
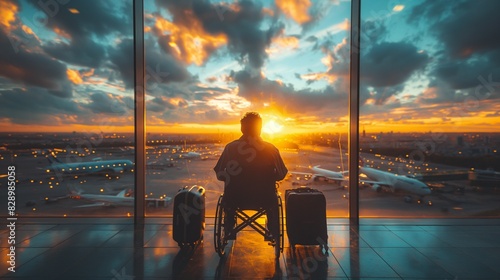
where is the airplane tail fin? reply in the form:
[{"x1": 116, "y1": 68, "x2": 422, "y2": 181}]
[{"x1": 116, "y1": 189, "x2": 132, "y2": 197}]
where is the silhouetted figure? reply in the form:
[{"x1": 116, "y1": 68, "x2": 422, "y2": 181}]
[{"x1": 214, "y1": 112, "x2": 288, "y2": 238}]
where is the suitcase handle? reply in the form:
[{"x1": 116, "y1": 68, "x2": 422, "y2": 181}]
[{"x1": 289, "y1": 187, "x2": 317, "y2": 193}]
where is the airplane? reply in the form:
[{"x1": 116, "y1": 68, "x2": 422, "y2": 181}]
[
  {"x1": 44, "y1": 151, "x2": 134, "y2": 175},
  {"x1": 147, "y1": 158, "x2": 175, "y2": 170},
  {"x1": 177, "y1": 151, "x2": 210, "y2": 160},
  {"x1": 311, "y1": 165, "x2": 346, "y2": 182},
  {"x1": 178, "y1": 151, "x2": 202, "y2": 159},
  {"x1": 290, "y1": 165, "x2": 346, "y2": 185},
  {"x1": 291, "y1": 164, "x2": 432, "y2": 204},
  {"x1": 70, "y1": 188, "x2": 172, "y2": 208},
  {"x1": 358, "y1": 166, "x2": 432, "y2": 204}
]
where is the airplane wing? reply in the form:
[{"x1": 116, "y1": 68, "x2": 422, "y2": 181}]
[
  {"x1": 359, "y1": 179, "x2": 395, "y2": 192},
  {"x1": 360, "y1": 179, "x2": 391, "y2": 186},
  {"x1": 74, "y1": 202, "x2": 111, "y2": 208}
]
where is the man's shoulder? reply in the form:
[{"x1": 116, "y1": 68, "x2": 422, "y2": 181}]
[
  {"x1": 225, "y1": 139, "x2": 243, "y2": 148},
  {"x1": 260, "y1": 140, "x2": 279, "y2": 150}
]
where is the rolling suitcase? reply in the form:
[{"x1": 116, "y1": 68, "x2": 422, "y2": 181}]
[
  {"x1": 173, "y1": 185, "x2": 205, "y2": 248},
  {"x1": 285, "y1": 187, "x2": 328, "y2": 252}
]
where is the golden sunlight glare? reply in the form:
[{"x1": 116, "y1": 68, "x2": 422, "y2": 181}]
[{"x1": 262, "y1": 120, "x2": 283, "y2": 135}]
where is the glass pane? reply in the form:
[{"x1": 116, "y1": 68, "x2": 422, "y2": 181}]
[
  {"x1": 0, "y1": 0, "x2": 134, "y2": 217},
  {"x1": 360, "y1": 0, "x2": 500, "y2": 217},
  {"x1": 144, "y1": 0, "x2": 351, "y2": 218}
]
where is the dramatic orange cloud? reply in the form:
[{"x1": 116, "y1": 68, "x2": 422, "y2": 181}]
[
  {"x1": 66, "y1": 69, "x2": 94, "y2": 85},
  {"x1": 154, "y1": 15, "x2": 227, "y2": 66},
  {"x1": 67, "y1": 69, "x2": 83, "y2": 84},
  {"x1": 0, "y1": 0, "x2": 18, "y2": 30},
  {"x1": 276, "y1": 0, "x2": 312, "y2": 24},
  {"x1": 267, "y1": 35, "x2": 300, "y2": 54}
]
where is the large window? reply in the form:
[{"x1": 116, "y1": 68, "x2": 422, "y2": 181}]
[
  {"x1": 1, "y1": 0, "x2": 498, "y2": 219},
  {"x1": 359, "y1": 0, "x2": 500, "y2": 217},
  {"x1": 0, "y1": 0, "x2": 134, "y2": 217},
  {"x1": 143, "y1": 0, "x2": 351, "y2": 217}
]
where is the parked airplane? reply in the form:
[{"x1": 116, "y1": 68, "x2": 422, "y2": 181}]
[
  {"x1": 292, "y1": 165, "x2": 432, "y2": 204},
  {"x1": 44, "y1": 151, "x2": 134, "y2": 175},
  {"x1": 359, "y1": 166, "x2": 432, "y2": 201},
  {"x1": 311, "y1": 165, "x2": 346, "y2": 182},
  {"x1": 290, "y1": 165, "x2": 345, "y2": 185},
  {"x1": 70, "y1": 189, "x2": 171, "y2": 208},
  {"x1": 179, "y1": 151, "x2": 201, "y2": 159}
]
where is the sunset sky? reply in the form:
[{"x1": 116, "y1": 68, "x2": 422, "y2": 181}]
[{"x1": 0, "y1": 0, "x2": 499, "y2": 134}]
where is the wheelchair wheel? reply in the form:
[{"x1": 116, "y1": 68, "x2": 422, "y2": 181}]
[
  {"x1": 214, "y1": 195, "x2": 227, "y2": 257},
  {"x1": 275, "y1": 195, "x2": 284, "y2": 258}
]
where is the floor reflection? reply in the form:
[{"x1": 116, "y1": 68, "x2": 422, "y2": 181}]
[{"x1": 2, "y1": 219, "x2": 500, "y2": 279}]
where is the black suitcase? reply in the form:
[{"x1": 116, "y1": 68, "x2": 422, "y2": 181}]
[
  {"x1": 173, "y1": 185, "x2": 205, "y2": 247},
  {"x1": 285, "y1": 187, "x2": 328, "y2": 251}
]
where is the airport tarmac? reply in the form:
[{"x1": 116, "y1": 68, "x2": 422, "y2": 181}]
[{"x1": 0, "y1": 145, "x2": 499, "y2": 218}]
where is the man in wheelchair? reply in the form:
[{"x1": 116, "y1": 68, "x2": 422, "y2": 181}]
[{"x1": 214, "y1": 112, "x2": 288, "y2": 243}]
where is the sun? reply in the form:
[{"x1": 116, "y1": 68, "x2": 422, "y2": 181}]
[{"x1": 262, "y1": 119, "x2": 283, "y2": 135}]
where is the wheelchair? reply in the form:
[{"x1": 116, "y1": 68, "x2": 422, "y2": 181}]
[{"x1": 214, "y1": 191, "x2": 284, "y2": 259}]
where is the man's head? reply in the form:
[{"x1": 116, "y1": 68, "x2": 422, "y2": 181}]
[{"x1": 240, "y1": 112, "x2": 262, "y2": 136}]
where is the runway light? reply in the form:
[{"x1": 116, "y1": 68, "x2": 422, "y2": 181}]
[{"x1": 100, "y1": 188, "x2": 104, "y2": 192}]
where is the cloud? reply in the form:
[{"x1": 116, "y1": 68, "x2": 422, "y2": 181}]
[
  {"x1": 0, "y1": 87, "x2": 80, "y2": 125},
  {"x1": 432, "y1": 59, "x2": 500, "y2": 90},
  {"x1": 0, "y1": 0, "x2": 19, "y2": 30},
  {"x1": 28, "y1": 0, "x2": 131, "y2": 68},
  {"x1": 361, "y1": 19, "x2": 387, "y2": 45},
  {"x1": 0, "y1": 27, "x2": 73, "y2": 97},
  {"x1": 31, "y1": 0, "x2": 129, "y2": 38},
  {"x1": 154, "y1": 0, "x2": 284, "y2": 70},
  {"x1": 407, "y1": 0, "x2": 453, "y2": 24},
  {"x1": 427, "y1": 0, "x2": 500, "y2": 58},
  {"x1": 109, "y1": 38, "x2": 191, "y2": 89},
  {"x1": 152, "y1": 14, "x2": 227, "y2": 66},
  {"x1": 363, "y1": 84, "x2": 405, "y2": 106},
  {"x1": 84, "y1": 91, "x2": 133, "y2": 115},
  {"x1": 275, "y1": 0, "x2": 312, "y2": 25},
  {"x1": 43, "y1": 36, "x2": 107, "y2": 68},
  {"x1": 361, "y1": 42, "x2": 429, "y2": 88},
  {"x1": 229, "y1": 68, "x2": 348, "y2": 118},
  {"x1": 408, "y1": 0, "x2": 500, "y2": 102}
]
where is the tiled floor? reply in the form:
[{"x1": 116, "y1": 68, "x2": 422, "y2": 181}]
[{"x1": 1, "y1": 218, "x2": 500, "y2": 279}]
